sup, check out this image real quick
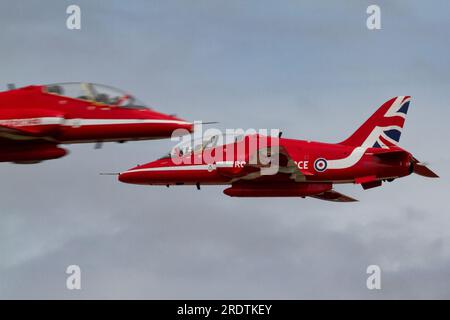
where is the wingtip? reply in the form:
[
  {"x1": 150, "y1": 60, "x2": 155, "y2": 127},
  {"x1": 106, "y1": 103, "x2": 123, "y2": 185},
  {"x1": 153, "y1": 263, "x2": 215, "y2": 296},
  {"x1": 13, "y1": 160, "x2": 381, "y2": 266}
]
[
  {"x1": 201, "y1": 121, "x2": 219, "y2": 125},
  {"x1": 311, "y1": 190, "x2": 358, "y2": 202}
]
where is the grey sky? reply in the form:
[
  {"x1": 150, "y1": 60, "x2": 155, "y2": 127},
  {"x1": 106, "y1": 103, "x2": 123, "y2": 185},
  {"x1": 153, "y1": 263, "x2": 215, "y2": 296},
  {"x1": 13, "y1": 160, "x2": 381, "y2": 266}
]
[{"x1": 0, "y1": 0, "x2": 449, "y2": 299}]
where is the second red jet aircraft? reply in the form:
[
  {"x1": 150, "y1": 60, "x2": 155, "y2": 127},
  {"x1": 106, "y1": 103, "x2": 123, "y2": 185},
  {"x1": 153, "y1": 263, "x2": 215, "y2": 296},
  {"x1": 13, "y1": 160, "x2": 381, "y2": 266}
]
[{"x1": 0, "y1": 82, "x2": 193, "y2": 163}]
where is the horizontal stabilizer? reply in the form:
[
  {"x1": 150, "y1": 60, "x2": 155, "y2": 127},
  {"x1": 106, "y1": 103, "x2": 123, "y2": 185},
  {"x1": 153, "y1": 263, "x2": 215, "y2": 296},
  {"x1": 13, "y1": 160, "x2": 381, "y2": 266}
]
[
  {"x1": 412, "y1": 157, "x2": 439, "y2": 178},
  {"x1": 372, "y1": 149, "x2": 408, "y2": 161},
  {"x1": 310, "y1": 190, "x2": 358, "y2": 202},
  {"x1": 413, "y1": 163, "x2": 438, "y2": 178}
]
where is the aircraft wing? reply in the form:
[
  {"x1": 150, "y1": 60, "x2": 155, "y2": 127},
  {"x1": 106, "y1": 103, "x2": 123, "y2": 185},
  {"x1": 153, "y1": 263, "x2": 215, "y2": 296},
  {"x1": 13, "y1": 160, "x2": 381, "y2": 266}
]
[
  {"x1": 242, "y1": 143, "x2": 313, "y2": 180},
  {"x1": 217, "y1": 136, "x2": 313, "y2": 182},
  {"x1": 0, "y1": 124, "x2": 44, "y2": 142},
  {"x1": 310, "y1": 190, "x2": 358, "y2": 202}
]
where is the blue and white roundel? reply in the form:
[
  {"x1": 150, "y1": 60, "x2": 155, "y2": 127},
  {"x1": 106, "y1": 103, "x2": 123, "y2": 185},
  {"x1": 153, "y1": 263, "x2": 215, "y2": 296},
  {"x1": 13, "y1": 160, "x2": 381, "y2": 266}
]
[{"x1": 314, "y1": 158, "x2": 328, "y2": 172}]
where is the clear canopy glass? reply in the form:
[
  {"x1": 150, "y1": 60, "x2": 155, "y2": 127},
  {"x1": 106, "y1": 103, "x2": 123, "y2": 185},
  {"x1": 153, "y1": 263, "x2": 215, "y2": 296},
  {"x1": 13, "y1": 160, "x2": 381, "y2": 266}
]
[
  {"x1": 44, "y1": 82, "x2": 148, "y2": 109},
  {"x1": 160, "y1": 132, "x2": 245, "y2": 159}
]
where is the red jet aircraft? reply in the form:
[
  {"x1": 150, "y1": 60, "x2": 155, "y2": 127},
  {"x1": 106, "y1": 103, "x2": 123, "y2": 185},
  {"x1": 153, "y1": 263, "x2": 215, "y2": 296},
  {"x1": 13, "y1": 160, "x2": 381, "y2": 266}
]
[
  {"x1": 0, "y1": 82, "x2": 193, "y2": 163},
  {"x1": 118, "y1": 96, "x2": 438, "y2": 202}
]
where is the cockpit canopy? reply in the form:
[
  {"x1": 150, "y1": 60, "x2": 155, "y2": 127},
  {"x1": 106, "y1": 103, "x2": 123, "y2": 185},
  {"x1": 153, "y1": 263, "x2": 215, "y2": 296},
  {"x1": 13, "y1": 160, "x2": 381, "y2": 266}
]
[
  {"x1": 161, "y1": 132, "x2": 246, "y2": 159},
  {"x1": 44, "y1": 82, "x2": 148, "y2": 109}
]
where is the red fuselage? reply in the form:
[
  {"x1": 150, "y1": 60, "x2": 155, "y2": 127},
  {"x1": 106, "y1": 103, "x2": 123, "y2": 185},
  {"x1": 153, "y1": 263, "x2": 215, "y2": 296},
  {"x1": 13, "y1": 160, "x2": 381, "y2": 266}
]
[
  {"x1": 118, "y1": 135, "x2": 412, "y2": 197},
  {"x1": 118, "y1": 95, "x2": 438, "y2": 201},
  {"x1": 0, "y1": 84, "x2": 193, "y2": 163}
]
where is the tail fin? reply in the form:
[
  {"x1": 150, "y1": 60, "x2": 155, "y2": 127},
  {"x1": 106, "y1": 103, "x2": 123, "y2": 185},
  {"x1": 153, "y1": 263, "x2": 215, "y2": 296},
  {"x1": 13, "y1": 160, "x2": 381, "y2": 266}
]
[{"x1": 339, "y1": 96, "x2": 411, "y2": 148}]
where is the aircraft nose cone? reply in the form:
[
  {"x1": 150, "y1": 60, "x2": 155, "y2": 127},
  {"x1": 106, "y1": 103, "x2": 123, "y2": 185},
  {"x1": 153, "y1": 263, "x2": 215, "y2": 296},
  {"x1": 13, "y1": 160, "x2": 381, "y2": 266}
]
[
  {"x1": 118, "y1": 168, "x2": 143, "y2": 185},
  {"x1": 118, "y1": 171, "x2": 131, "y2": 184}
]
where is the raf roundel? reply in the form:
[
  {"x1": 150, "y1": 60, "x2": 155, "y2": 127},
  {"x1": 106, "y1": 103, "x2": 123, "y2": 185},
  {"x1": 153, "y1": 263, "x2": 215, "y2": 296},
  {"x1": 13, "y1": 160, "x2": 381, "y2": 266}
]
[{"x1": 314, "y1": 158, "x2": 328, "y2": 172}]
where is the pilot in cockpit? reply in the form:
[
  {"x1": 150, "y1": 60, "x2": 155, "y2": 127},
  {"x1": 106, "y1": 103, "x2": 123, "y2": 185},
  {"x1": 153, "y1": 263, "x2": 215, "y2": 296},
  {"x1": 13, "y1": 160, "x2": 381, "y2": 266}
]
[{"x1": 45, "y1": 82, "x2": 149, "y2": 109}]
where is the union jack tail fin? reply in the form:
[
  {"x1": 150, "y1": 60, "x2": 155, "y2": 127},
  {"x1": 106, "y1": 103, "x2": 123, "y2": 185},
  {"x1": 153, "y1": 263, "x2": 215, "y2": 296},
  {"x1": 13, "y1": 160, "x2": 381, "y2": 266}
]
[{"x1": 340, "y1": 96, "x2": 411, "y2": 148}]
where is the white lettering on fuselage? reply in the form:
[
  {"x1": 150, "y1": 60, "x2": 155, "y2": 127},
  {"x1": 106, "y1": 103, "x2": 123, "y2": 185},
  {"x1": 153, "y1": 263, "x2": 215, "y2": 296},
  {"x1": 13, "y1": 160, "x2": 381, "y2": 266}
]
[
  {"x1": 295, "y1": 160, "x2": 309, "y2": 170},
  {"x1": 235, "y1": 161, "x2": 246, "y2": 168}
]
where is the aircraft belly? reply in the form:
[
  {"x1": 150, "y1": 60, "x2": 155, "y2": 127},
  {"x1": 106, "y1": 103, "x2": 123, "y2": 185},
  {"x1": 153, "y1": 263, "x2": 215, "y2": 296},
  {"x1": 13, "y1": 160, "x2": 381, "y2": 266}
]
[{"x1": 118, "y1": 165, "x2": 230, "y2": 185}]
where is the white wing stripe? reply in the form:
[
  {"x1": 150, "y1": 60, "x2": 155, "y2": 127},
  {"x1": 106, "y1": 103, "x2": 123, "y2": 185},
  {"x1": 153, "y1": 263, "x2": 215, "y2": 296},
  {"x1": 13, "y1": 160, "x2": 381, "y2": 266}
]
[{"x1": 0, "y1": 117, "x2": 191, "y2": 127}]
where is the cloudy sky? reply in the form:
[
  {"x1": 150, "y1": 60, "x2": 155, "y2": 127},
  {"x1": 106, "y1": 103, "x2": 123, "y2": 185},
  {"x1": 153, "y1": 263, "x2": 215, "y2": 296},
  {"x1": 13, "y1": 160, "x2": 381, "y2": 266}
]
[{"x1": 0, "y1": 0, "x2": 450, "y2": 299}]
